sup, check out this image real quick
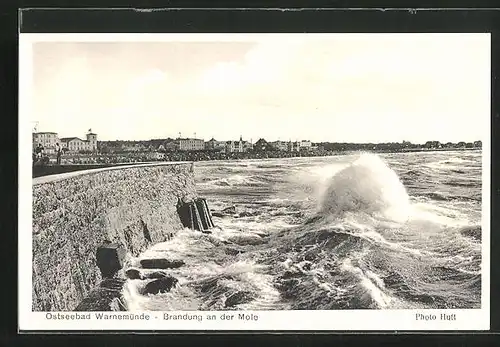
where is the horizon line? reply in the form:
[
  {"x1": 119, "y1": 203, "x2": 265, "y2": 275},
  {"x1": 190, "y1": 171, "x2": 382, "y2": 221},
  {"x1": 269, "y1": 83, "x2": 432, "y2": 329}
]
[{"x1": 97, "y1": 137, "x2": 482, "y2": 144}]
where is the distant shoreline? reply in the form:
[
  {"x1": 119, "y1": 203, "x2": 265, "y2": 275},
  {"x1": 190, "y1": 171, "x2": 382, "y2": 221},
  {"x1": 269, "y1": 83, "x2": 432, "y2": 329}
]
[
  {"x1": 351, "y1": 147, "x2": 481, "y2": 154},
  {"x1": 38, "y1": 147, "x2": 480, "y2": 164},
  {"x1": 33, "y1": 148, "x2": 481, "y2": 177}
]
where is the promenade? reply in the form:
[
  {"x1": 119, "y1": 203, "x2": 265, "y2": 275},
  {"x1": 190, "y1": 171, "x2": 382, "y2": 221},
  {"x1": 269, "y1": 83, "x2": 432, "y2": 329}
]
[{"x1": 32, "y1": 147, "x2": 480, "y2": 178}]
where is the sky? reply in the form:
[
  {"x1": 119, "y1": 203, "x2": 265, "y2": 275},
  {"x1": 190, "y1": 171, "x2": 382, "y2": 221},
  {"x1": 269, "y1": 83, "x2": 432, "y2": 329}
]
[{"x1": 29, "y1": 34, "x2": 490, "y2": 143}]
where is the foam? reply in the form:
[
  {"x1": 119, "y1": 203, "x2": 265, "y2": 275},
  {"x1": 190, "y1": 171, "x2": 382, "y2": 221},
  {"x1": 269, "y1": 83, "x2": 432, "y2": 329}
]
[{"x1": 320, "y1": 153, "x2": 411, "y2": 223}]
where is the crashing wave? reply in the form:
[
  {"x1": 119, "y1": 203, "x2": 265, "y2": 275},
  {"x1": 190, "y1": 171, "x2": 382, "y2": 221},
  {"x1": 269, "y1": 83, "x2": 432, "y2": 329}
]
[{"x1": 319, "y1": 153, "x2": 411, "y2": 223}]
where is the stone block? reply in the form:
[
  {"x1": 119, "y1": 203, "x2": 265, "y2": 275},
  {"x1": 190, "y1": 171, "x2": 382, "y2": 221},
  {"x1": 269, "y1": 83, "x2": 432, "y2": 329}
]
[
  {"x1": 96, "y1": 243, "x2": 126, "y2": 278},
  {"x1": 74, "y1": 279, "x2": 126, "y2": 311},
  {"x1": 140, "y1": 276, "x2": 179, "y2": 295},
  {"x1": 140, "y1": 258, "x2": 185, "y2": 269},
  {"x1": 125, "y1": 268, "x2": 142, "y2": 280}
]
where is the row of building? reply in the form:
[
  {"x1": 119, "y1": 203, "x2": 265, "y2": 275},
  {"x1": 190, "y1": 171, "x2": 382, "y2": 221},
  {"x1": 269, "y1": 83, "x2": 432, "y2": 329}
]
[
  {"x1": 161, "y1": 137, "x2": 316, "y2": 153},
  {"x1": 32, "y1": 128, "x2": 315, "y2": 155},
  {"x1": 32, "y1": 130, "x2": 98, "y2": 154}
]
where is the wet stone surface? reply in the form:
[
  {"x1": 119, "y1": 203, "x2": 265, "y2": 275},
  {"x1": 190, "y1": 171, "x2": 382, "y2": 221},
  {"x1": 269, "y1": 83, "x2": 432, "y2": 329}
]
[
  {"x1": 140, "y1": 276, "x2": 179, "y2": 295},
  {"x1": 74, "y1": 279, "x2": 126, "y2": 311},
  {"x1": 143, "y1": 271, "x2": 170, "y2": 279},
  {"x1": 140, "y1": 258, "x2": 185, "y2": 269},
  {"x1": 125, "y1": 268, "x2": 142, "y2": 280}
]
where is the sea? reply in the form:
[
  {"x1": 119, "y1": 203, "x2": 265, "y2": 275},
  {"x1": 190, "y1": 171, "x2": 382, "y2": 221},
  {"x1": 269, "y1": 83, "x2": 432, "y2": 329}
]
[{"x1": 123, "y1": 150, "x2": 483, "y2": 311}]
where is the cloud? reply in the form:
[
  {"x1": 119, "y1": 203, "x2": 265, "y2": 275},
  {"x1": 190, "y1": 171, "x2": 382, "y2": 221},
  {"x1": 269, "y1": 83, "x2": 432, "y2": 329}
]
[{"x1": 196, "y1": 41, "x2": 293, "y2": 92}]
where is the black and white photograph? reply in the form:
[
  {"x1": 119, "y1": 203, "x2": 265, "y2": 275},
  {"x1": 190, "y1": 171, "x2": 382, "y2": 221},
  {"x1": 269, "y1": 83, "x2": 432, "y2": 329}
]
[{"x1": 20, "y1": 33, "x2": 490, "y2": 331}]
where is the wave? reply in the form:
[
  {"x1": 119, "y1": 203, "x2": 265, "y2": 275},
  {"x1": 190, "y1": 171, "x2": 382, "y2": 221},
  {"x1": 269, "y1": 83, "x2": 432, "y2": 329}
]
[
  {"x1": 268, "y1": 220, "x2": 481, "y2": 309},
  {"x1": 444, "y1": 180, "x2": 481, "y2": 188},
  {"x1": 265, "y1": 153, "x2": 482, "y2": 309},
  {"x1": 459, "y1": 226, "x2": 482, "y2": 241},
  {"x1": 417, "y1": 191, "x2": 481, "y2": 202},
  {"x1": 200, "y1": 173, "x2": 285, "y2": 188},
  {"x1": 404, "y1": 169, "x2": 423, "y2": 177},
  {"x1": 319, "y1": 153, "x2": 411, "y2": 223},
  {"x1": 425, "y1": 157, "x2": 480, "y2": 171},
  {"x1": 442, "y1": 157, "x2": 474, "y2": 164},
  {"x1": 122, "y1": 153, "x2": 482, "y2": 311},
  {"x1": 205, "y1": 175, "x2": 262, "y2": 187}
]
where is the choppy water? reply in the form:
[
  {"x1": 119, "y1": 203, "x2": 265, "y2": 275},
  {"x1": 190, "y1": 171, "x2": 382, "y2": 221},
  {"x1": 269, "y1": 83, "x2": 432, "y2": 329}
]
[{"x1": 123, "y1": 151, "x2": 482, "y2": 310}]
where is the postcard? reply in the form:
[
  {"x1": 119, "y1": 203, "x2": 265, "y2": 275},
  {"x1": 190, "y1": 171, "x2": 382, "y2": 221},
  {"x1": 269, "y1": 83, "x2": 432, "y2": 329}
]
[{"x1": 19, "y1": 32, "x2": 491, "y2": 331}]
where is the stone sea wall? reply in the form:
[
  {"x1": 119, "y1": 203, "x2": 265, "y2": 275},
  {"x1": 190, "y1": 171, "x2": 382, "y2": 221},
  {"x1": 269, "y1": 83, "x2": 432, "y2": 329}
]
[{"x1": 32, "y1": 162, "x2": 197, "y2": 311}]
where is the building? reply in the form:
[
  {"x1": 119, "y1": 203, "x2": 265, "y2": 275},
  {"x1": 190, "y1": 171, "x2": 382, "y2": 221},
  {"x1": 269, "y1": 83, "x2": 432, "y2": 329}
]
[
  {"x1": 225, "y1": 136, "x2": 253, "y2": 153},
  {"x1": 270, "y1": 141, "x2": 288, "y2": 151},
  {"x1": 226, "y1": 141, "x2": 242, "y2": 153},
  {"x1": 299, "y1": 140, "x2": 312, "y2": 151},
  {"x1": 288, "y1": 141, "x2": 300, "y2": 152},
  {"x1": 287, "y1": 140, "x2": 312, "y2": 152},
  {"x1": 243, "y1": 140, "x2": 253, "y2": 152},
  {"x1": 60, "y1": 138, "x2": 85, "y2": 152},
  {"x1": 205, "y1": 138, "x2": 226, "y2": 151},
  {"x1": 168, "y1": 138, "x2": 205, "y2": 151},
  {"x1": 32, "y1": 132, "x2": 59, "y2": 154},
  {"x1": 60, "y1": 130, "x2": 98, "y2": 153},
  {"x1": 86, "y1": 132, "x2": 98, "y2": 151},
  {"x1": 179, "y1": 138, "x2": 204, "y2": 151},
  {"x1": 226, "y1": 137, "x2": 243, "y2": 153}
]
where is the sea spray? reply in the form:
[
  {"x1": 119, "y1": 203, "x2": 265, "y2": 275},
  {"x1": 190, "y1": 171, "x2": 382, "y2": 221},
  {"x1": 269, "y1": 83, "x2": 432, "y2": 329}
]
[{"x1": 320, "y1": 153, "x2": 411, "y2": 223}]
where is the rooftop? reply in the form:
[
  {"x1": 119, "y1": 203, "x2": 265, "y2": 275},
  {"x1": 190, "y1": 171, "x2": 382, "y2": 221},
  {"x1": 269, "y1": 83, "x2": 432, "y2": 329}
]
[
  {"x1": 60, "y1": 137, "x2": 90, "y2": 142},
  {"x1": 177, "y1": 138, "x2": 203, "y2": 141}
]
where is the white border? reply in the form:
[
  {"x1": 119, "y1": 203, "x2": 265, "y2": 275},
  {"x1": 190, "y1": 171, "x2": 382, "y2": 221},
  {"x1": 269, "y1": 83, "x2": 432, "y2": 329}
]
[
  {"x1": 19, "y1": 33, "x2": 491, "y2": 332},
  {"x1": 22, "y1": 309, "x2": 489, "y2": 331},
  {"x1": 19, "y1": 36, "x2": 33, "y2": 331},
  {"x1": 20, "y1": 32, "x2": 486, "y2": 42},
  {"x1": 481, "y1": 37, "x2": 492, "y2": 327}
]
